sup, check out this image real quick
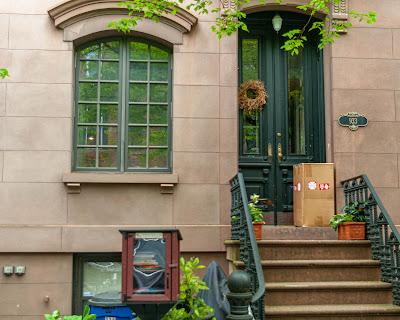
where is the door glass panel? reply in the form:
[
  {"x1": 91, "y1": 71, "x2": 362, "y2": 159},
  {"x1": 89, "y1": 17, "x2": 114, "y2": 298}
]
[
  {"x1": 242, "y1": 112, "x2": 260, "y2": 155},
  {"x1": 287, "y1": 53, "x2": 305, "y2": 155},
  {"x1": 133, "y1": 235, "x2": 166, "y2": 294},
  {"x1": 241, "y1": 39, "x2": 259, "y2": 81}
]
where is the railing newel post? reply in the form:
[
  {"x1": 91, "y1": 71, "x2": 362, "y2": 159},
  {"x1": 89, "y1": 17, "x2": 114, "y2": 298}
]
[{"x1": 226, "y1": 271, "x2": 253, "y2": 320}]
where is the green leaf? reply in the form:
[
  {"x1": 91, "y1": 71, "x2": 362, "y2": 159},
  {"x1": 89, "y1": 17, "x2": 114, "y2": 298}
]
[{"x1": 0, "y1": 68, "x2": 8, "y2": 79}]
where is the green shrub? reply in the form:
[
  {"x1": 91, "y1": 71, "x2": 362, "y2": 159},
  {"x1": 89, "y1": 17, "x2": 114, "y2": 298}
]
[
  {"x1": 44, "y1": 305, "x2": 96, "y2": 320},
  {"x1": 162, "y1": 257, "x2": 215, "y2": 320},
  {"x1": 329, "y1": 201, "x2": 368, "y2": 231}
]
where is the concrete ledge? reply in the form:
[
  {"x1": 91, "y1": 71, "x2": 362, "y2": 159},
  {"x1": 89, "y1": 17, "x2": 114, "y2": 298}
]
[
  {"x1": 63, "y1": 172, "x2": 179, "y2": 184},
  {"x1": 0, "y1": 225, "x2": 229, "y2": 253}
]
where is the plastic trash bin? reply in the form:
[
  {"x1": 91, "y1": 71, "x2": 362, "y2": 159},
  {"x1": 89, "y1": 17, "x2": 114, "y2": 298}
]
[{"x1": 88, "y1": 291, "x2": 135, "y2": 320}]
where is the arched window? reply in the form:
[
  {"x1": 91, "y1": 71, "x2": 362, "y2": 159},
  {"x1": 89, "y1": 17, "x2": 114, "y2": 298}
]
[{"x1": 74, "y1": 38, "x2": 171, "y2": 172}]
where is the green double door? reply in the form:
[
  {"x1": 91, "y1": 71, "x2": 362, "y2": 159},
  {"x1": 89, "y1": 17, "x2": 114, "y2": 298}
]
[{"x1": 239, "y1": 12, "x2": 325, "y2": 225}]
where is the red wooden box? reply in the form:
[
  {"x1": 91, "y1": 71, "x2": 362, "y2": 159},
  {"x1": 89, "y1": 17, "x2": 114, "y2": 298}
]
[{"x1": 120, "y1": 229, "x2": 182, "y2": 303}]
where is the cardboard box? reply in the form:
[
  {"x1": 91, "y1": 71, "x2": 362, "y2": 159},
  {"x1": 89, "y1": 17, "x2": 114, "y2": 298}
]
[{"x1": 293, "y1": 163, "x2": 335, "y2": 227}]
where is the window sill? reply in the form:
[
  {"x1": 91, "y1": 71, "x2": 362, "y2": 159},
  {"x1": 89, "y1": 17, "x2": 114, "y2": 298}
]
[{"x1": 63, "y1": 172, "x2": 178, "y2": 194}]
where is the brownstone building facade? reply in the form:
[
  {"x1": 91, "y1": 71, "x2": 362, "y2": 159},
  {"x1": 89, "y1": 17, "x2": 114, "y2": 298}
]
[{"x1": 0, "y1": 0, "x2": 399, "y2": 318}]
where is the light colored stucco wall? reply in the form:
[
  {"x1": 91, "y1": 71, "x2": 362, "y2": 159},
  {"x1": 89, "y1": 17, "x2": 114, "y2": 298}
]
[
  {"x1": 331, "y1": 0, "x2": 400, "y2": 223},
  {"x1": 0, "y1": 0, "x2": 237, "y2": 254}
]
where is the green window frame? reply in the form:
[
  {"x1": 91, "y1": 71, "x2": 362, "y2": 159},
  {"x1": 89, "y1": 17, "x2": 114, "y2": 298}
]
[{"x1": 74, "y1": 37, "x2": 172, "y2": 172}]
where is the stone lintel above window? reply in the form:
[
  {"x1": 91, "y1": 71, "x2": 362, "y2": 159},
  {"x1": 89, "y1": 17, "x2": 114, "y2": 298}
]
[
  {"x1": 48, "y1": 0, "x2": 198, "y2": 44},
  {"x1": 63, "y1": 172, "x2": 179, "y2": 194}
]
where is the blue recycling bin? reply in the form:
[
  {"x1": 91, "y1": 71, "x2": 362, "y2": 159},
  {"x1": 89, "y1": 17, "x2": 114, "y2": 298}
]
[
  {"x1": 88, "y1": 291, "x2": 135, "y2": 320},
  {"x1": 89, "y1": 305, "x2": 134, "y2": 320}
]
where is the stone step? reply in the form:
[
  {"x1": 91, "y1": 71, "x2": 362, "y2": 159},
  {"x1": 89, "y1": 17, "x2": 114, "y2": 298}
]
[
  {"x1": 225, "y1": 240, "x2": 372, "y2": 261},
  {"x1": 265, "y1": 281, "x2": 392, "y2": 306},
  {"x1": 261, "y1": 226, "x2": 337, "y2": 240},
  {"x1": 258, "y1": 240, "x2": 372, "y2": 260},
  {"x1": 234, "y1": 259, "x2": 381, "y2": 282},
  {"x1": 265, "y1": 304, "x2": 400, "y2": 319}
]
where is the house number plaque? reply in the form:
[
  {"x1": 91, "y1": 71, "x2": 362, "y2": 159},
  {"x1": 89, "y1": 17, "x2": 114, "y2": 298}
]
[{"x1": 338, "y1": 112, "x2": 368, "y2": 131}]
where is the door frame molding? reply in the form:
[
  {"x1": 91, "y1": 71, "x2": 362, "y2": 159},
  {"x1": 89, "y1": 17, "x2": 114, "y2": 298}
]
[{"x1": 237, "y1": 10, "x2": 330, "y2": 223}]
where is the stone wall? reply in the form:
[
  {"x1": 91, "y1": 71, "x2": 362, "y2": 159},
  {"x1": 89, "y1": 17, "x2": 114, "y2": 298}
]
[
  {"x1": 0, "y1": 0, "x2": 236, "y2": 253},
  {"x1": 332, "y1": 0, "x2": 400, "y2": 223}
]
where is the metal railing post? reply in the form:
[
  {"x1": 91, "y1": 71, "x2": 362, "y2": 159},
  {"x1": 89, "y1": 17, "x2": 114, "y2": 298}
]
[{"x1": 226, "y1": 271, "x2": 253, "y2": 320}]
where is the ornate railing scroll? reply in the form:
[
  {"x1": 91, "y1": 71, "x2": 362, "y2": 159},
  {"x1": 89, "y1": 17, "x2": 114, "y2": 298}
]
[
  {"x1": 342, "y1": 175, "x2": 400, "y2": 305},
  {"x1": 230, "y1": 173, "x2": 265, "y2": 319}
]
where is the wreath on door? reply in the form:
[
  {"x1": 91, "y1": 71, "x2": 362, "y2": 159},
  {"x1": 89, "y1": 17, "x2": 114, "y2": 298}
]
[{"x1": 238, "y1": 80, "x2": 268, "y2": 112}]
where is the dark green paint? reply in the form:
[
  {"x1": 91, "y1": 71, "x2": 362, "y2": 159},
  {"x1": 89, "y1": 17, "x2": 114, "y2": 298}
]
[
  {"x1": 73, "y1": 37, "x2": 172, "y2": 172},
  {"x1": 239, "y1": 12, "x2": 326, "y2": 225}
]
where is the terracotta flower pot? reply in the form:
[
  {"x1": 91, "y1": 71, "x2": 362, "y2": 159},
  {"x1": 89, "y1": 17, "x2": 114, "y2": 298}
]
[
  {"x1": 338, "y1": 222, "x2": 366, "y2": 240},
  {"x1": 253, "y1": 222, "x2": 265, "y2": 240}
]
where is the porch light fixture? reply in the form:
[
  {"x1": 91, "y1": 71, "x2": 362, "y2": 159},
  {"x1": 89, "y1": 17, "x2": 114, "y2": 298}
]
[{"x1": 272, "y1": 13, "x2": 283, "y2": 33}]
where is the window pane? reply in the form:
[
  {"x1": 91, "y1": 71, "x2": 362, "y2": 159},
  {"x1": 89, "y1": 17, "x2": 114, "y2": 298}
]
[
  {"x1": 98, "y1": 148, "x2": 118, "y2": 168},
  {"x1": 130, "y1": 42, "x2": 148, "y2": 60},
  {"x1": 242, "y1": 112, "x2": 260, "y2": 155},
  {"x1": 79, "y1": 83, "x2": 98, "y2": 101},
  {"x1": 242, "y1": 39, "x2": 259, "y2": 81},
  {"x1": 130, "y1": 62, "x2": 148, "y2": 81},
  {"x1": 80, "y1": 61, "x2": 98, "y2": 80},
  {"x1": 150, "y1": 84, "x2": 168, "y2": 102},
  {"x1": 78, "y1": 104, "x2": 97, "y2": 123},
  {"x1": 77, "y1": 148, "x2": 96, "y2": 168},
  {"x1": 101, "y1": 41, "x2": 119, "y2": 59},
  {"x1": 100, "y1": 83, "x2": 119, "y2": 102},
  {"x1": 130, "y1": 84, "x2": 147, "y2": 102},
  {"x1": 150, "y1": 46, "x2": 168, "y2": 60},
  {"x1": 79, "y1": 44, "x2": 99, "y2": 60},
  {"x1": 128, "y1": 127, "x2": 147, "y2": 146},
  {"x1": 149, "y1": 105, "x2": 167, "y2": 124},
  {"x1": 149, "y1": 149, "x2": 168, "y2": 168},
  {"x1": 288, "y1": 53, "x2": 305, "y2": 155},
  {"x1": 78, "y1": 126, "x2": 97, "y2": 145},
  {"x1": 129, "y1": 104, "x2": 147, "y2": 124},
  {"x1": 149, "y1": 127, "x2": 167, "y2": 146},
  {"x1": 150, "y1": 63, "x2": 168, "y2": 81},
  {"x1": 127, "y1": 148, "x2": 146, "y2": 168},
  {"x1": 100, "y1": 104, "x2": 118, "y2": 124},
  {"x1": 100, "y1": 61, "x2": 119, "y2": 80},
  {"x1": 83, "y1": 262, "x2": 121, "y2": 297},
  {"x1": 99, "y1": 126, "x2": 118, "y2": 146}
]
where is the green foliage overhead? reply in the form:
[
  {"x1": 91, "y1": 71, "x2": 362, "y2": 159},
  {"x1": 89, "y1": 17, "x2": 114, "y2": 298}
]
[
  {"x1": 0, "y1": 68, "x2": 8, "y2": 79},
  {"x1": 162, "y1": 257, "x2": 216, "y2": 320},
  {"x1": 329, "y1": 201, "x2": 368, "y2": 231},
  {"x1": 109, "y1": 0, "x2": 376, "y2": 55}
]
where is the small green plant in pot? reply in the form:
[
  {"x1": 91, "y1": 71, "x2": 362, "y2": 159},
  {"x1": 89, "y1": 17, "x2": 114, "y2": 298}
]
[
  {"x1": 248, "y1": 194, "x2": 265, "y2": 240},
  {"x1": 329, "y1": 201, "x2": 368, "y2": 240}
]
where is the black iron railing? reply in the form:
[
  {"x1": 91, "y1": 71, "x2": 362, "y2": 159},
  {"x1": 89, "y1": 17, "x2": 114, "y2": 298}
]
[
  {"x1": 230, "y1": 173, "x2": 265, "y2": 319},
  {"x1": 342, "y1": 175, "x2": 400, "y2": 305}
]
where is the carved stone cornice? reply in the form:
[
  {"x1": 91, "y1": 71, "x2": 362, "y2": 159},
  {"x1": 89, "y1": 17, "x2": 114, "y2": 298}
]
[
  {"x1": 48, "y1": 0, "x2": 197, "y2": 34},
  {"x1": 332, "y1": 0, "x2": 348, "y2": 20},
  {"x1": 332, "y1": 0, "x2": 348, "y2": 33}
]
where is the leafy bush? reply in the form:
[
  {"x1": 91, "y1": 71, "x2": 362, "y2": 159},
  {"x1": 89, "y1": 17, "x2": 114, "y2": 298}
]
[
  {"x1": 329, "y1": 201, "x2": 368, "y2": 231},
  {"x1": 162, "y1": 257, "x2": 215, "y2": 320},
  {"x1": 248, "y1": 194, "x2": 264, "y2": 223},
  {"x1": 44, "y1": 305, "x2": 96, "y2": 320}
]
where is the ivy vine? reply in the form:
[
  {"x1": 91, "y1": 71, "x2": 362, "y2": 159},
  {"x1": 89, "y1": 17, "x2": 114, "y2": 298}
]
[{"x1": 109, "y1": 0, "x2": 377, "y2": 55}]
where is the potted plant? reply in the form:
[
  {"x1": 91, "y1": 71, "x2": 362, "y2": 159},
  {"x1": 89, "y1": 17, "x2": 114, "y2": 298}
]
[
  {"x1": 329, "y1": 201, "x2": 368, "y2": 240},
  {"x1": 248, "y1": 194, "x2": 265, "y2": 240}
]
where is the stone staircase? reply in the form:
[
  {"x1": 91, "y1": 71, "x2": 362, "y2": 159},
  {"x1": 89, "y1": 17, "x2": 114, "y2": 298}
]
[{"x1": 225, "y1": 228, "x2": 400, "y2": 319}]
